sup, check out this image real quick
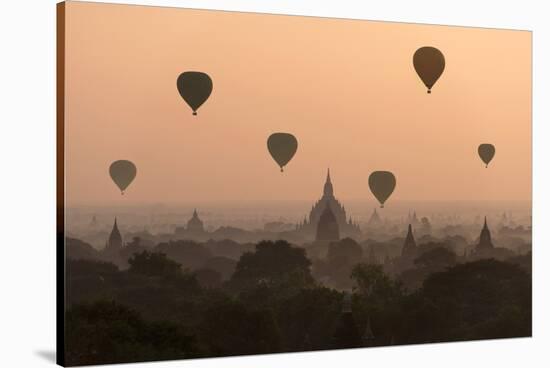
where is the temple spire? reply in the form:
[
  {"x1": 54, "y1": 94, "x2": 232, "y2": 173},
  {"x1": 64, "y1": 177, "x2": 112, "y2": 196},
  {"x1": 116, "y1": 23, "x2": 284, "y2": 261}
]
[
  {"x1": 477, "y1": 216, "x2": 494, "y2": 251},
  {"x1": 401, "y1": 224, "x2": 417, "y2": 257},
  {"x1": 323, "y1": 168, "x2": 334, "y2": 197},
  {"x1": 105, "y1": 217, "x2": 122, "y2": 252}
]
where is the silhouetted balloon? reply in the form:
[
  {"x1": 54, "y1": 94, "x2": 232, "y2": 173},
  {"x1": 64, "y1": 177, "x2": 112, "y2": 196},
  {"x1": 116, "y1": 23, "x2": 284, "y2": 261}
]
[
  {"x1": 109, "y1": 160, "x2": 137, "y2": 195},
  {"x1": 176, "y1": 71, "x2": 213, "y2": 115},
  {"x1": 413, "y1": 47, "x2": 445, "y2": 93},
  {"x1": 369, "y1": 171, "x2": 396, "y2": 208},
  {"x1": 267, "y1": 133, "x2": 298, "y2": 172},
  {"x1": 478, "y1": 144, "x2": 495, "y2": 168}
]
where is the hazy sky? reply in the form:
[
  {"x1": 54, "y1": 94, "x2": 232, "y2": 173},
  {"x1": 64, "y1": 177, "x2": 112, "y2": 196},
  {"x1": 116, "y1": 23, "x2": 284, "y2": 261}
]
[{"x1": 64, "y1": 1, "x2": 531, "y2": 207}]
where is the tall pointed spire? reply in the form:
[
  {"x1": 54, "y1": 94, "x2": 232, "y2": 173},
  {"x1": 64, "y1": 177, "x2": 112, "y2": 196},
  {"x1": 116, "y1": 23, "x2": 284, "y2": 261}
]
[
  {"x1": 323, "y1": 167, "x2": 334, "y2": 198},
  {"x1": 105, "y1": 217, "x2": 122, "y2": 252},
  {"x1": 187, "y1": 208, "x2": 204, "y2": 232},
  {"x1": 477, "y1": 216, "x2": 494, "y2": 251},
  {"x1": 401, "y1": 224, "x2": 417, "y2": 257}
]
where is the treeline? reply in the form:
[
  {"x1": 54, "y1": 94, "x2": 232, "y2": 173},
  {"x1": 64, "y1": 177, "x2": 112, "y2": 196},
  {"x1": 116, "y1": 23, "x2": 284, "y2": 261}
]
[{"x1": 65, "y1": 240, "x2": 531, "y2": 366}]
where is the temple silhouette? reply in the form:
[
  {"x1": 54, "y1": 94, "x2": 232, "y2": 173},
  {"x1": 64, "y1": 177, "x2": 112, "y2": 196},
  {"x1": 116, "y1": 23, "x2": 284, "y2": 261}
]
[
  {"x1": 476, "y1": 217, "x2": 494, "y2": 251},
  {"x1": 174, "y1": 209, "x2": 207, "y2": 238},
  {"x1": 104, "y1": 217, "x2": 123, "y2": 253},
  {"x1": 401, "y1": 224, "x2": 417, "y2": 258},
  {"x1": 316, "y1": 206, "x2": 340, "y2": 242},
  {"x1": 297, "y1": 169, "x2": 360, "y2": 240}
]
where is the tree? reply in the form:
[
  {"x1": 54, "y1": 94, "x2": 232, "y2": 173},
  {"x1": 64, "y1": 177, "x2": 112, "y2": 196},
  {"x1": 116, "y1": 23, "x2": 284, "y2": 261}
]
[
  {"x1": 398, "y1": 259, "x2": 532, "y2": 343},
  {"x1": 197, "y1": 298, "x2": 281, "y2": 356},
  {"x1": 274, "y1": 287, "x2": 342, "y2": 351},
  {"x1": 350, "y1": 263, "x2": 404, "y2": 345},
  {"x1": 194, "y1": 268, "x2": 222, "y2": 289},
  {"x1": 414, "y1": 247, "x2": 457, "y2": 272},
  {"x1": 128, "y1": 251, "x2": 182, "y2": 277},
  {"x1": 231, "y1": 240, "x2": 314, "y2": 291},
  {"x1": 320, "y1": 238, "x2": 364, "y2": 289},
  {"x1": 351, "y1": 263, "x2": 401, "y2": 300},
  {"x1": 65, "y1": 300, "x2": 198, "y2": 366},
  {"x1": 155, "y1": 240, "x2": 213, "y2": 270},
  {"x1": 327, "y1": 237, "x2": 363, "y2": 267}
]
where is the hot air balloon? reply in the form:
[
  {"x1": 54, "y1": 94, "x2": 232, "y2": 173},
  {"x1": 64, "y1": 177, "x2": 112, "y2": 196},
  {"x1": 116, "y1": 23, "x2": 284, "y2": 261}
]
[
  {"x1": 176, "y1": 71, "x2": 213, "y2": 115},
  {"x1": 413, "y1": 47, "x2": 445, "y2": 94},
  {"x1": 109, "y1": 160, "x2": 137, "y2": 195},
  {"x1": 267, "y1": 133, "x2": 298, "y2": 172},
  {"x1": 478, "y1": 144, "x2": 495, "y2": 168},
  {"x1": 369, "y1": 171, "x2": 396, "y2": 208}
]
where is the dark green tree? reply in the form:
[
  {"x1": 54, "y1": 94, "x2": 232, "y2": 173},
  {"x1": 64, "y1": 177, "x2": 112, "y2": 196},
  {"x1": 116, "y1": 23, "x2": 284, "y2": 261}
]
[
  {"x1": 65, "y1": 300, "x2": 198, "y2": 366},
  {"x1": 231, "y1": 240, "x2": 315, "y2": 291},
  {"x1": 197, "y1": 298, "x2": 281, "y2": 356},
  {"x1": 128, "y1": 251, "x2": 182, "y2": 277}
]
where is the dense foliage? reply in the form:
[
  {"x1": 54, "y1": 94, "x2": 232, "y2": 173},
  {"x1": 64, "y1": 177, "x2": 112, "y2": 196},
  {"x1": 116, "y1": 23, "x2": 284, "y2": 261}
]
[{"x1": 65, "y1": 239, "x2": 531, "y2": 366}]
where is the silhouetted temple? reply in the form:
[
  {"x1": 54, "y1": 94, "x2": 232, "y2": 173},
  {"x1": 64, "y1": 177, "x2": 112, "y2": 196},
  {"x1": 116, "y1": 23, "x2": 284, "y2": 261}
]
[
  {"x1": 476, "y1": 217, "x2": 494, "y2": 251},
  {"x1": 104, "y1": 217, "x2": 122, "y2": 252},
  {"x1": 401, "y1": 224, "x2": 417, "y2": 258},
  {"x1": 187, "y1": 209, "x2": 205, "y2": 233},
  {"x1": 367, "y1": 208, "x2": 382, "y2": 227},
  {"x1": 469, "y1": 217, "x2": 515, "y2": 261},
  {"x1": 297, "y1": 169, "x2": 360, "y2": 239},
  {"x1": 175, "y1": 209, "x2": 207, "y2": 238},
  {"x1": 316, "y1": 206, "x2": 340, "y2": 242}
]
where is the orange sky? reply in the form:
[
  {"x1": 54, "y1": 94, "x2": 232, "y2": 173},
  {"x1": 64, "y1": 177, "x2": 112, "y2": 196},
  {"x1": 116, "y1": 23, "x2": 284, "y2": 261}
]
[{"x1": 64, "y1": 1, "x2": 531, "y2": 206}]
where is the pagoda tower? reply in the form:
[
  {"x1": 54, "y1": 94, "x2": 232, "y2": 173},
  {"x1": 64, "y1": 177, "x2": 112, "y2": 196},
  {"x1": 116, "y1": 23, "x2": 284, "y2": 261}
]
[
  {"x1": 401, "y1": 224, "x2": 417, "y2": 258},
  {"x1": 315, "y1": 205, "x2": 340, "y2": 242},
  {"x1": 104, "y1": 217, "x2": 122, "y2": 252},
  {"x1": 476, "y1": 217, "x2": 494, "y2": 251}
]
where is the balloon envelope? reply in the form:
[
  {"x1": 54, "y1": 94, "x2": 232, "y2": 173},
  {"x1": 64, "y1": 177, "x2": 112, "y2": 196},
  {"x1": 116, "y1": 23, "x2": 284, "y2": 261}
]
[
  {"x1": 267, "y1": 133, "x2": 298, "y2": 172},
  {"x1": 109, "y1": 160, "x2": 137, "y2": 194},
  {"x1": 369, "y1": 171, "x2": 396, "y2": 208},
  {"x1": 478, "y1": 144, "x2": 495, "y2": 167},
  {"x1": 176, "y1": 71, "x2": 213, "y2": 115},
  {"x1": 413, "y1": 47, "x2": 445, "y2": 93}
]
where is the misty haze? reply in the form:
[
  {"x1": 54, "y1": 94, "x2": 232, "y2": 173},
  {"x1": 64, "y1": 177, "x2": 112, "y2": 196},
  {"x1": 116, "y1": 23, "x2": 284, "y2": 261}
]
[{"x1": 60, "y1": 2, "x2": 532, "y2": 367}]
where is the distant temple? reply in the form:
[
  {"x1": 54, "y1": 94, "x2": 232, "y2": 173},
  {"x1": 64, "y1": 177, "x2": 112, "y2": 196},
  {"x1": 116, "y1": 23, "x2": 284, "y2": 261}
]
[
  {"x1": 175, "y1": 209, "x2": 206, "y2": 238},
  {"x1": 297, "y1": 169, "x2": 360, "y2": 239},
  {"x1": 401, "y1": 224, "x2": 417, "y2": 258},
  {"x1": 469, "y1": 217, "x2": 515, "y2": 261},
  {"x1": 316, "y1": 206, "x2": 340, "y2": 242},
  {"x1": 367, "y1": 208, "x2": 382, "y2": 227},
  {"x1": 187, "y1": 209, "x2": 205, "y2": 233},
  {"x1": 475, "y1": 217, "x2": 494, "y2": 251},
  {"x1": 104, "y1": 217, "x2": 123, "y2": 252}
]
